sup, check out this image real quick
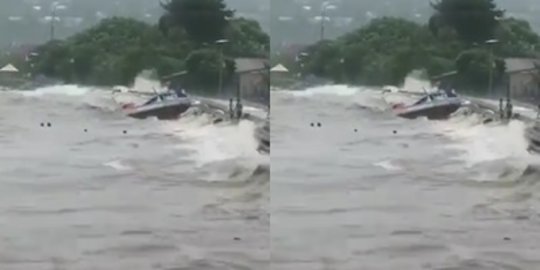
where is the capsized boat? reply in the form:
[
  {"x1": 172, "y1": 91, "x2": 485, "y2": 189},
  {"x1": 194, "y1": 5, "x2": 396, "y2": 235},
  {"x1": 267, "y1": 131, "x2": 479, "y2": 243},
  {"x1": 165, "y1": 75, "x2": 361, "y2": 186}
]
[
  {"x1": 122, "y1": 89, "x2": 192, "y2": 120},
  {"x1": 391, "y1": 90, "x2": 462, "y2": 120}
]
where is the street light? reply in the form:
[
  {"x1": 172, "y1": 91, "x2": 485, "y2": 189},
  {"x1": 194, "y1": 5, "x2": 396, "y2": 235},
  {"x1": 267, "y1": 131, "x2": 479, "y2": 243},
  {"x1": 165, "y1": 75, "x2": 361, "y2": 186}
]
[
  {"x1": 50, "y1": 2, "x2": 67, "y2": 41},
  {"x1": 320, "y1": 1, "x2": 337, "y2": 41},
  {"x1": 296, "y1": 52, "x2": 309, "y2": 62},
  {"x1": 215, "y1": 39, "x2": 229, "y2": 96},
  {"x1": 296, "y1": 52, "x2": 309, "y2": 77},
  {"x1": 485, "y1": 39, "x2": 499, "y2": 97},
  {"x1": 25, "y1": 52, "x2": 40, "y2": 77},
  {"x1": 25, "y1": 52, "x2": 39, "y2": 62}
]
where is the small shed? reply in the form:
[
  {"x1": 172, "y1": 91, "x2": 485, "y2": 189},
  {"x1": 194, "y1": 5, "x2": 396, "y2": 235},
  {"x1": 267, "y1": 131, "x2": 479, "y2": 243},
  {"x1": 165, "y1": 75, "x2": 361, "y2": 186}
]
[
  {"x1": 503, "y1": 58, "x2": 540, "y2": 99},
  {"x1": 270, "y1": 63, "x2": 296, "y2": 88},
  {"x1": 0, "y1": 63, "x2": 24, "y2": 88},
  {"x1": 271, "y1": 64, "x2": 289, "y2": 73},
  {"x1": 234, "y1": 58, "x2": 269, "y2": 104},
  {"x1": 0, "y1": 64, "x2": 19, "y2": 73}
]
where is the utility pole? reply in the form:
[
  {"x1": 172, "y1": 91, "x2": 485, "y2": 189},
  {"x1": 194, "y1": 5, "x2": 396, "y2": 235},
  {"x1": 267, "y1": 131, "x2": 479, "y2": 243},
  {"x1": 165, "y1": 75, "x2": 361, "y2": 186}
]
[
  {"x1": 50, "y1": 8, "x2": 56, "y2": 41},
  {"x1": 49, "y1": 3, "x2": 66, "y2": 41},
  {"x1": 320, "y1": 9, "x2": 325, "y2": 41},
  {"x1": 218, "y1": 46, "x2": 224, "y2": 95},
  {"x1": 488, "y1": 45, "x2": 494, "y2": 96},
  {"x1": 485, "y1": 39, "x2": 499, "y2": 97},
  {"x1": 319, "y1": 2, "x2": 336, "y2": 42},
  {"x1": 215, "y1": 39, "x2": 229, "y2": 96},
  {"x1": 265, "y1": 63, "x2": 270, "y2": 106}
]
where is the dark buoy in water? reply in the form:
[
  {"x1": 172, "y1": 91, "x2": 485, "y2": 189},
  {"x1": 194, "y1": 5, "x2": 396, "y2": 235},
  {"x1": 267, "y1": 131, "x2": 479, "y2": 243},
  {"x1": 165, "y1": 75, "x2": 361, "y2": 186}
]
[
  {"x1": 84, "y1": 129, "x2": 88, "y2": 132},
  {"x1": 503, "y1": 237, "x2": 511, "y2": 241},
  {"x1": 317, "y1": 122, "x2": 321, "y2": 127},
  {"x1": 310, "y1": 123, "x2": 314, "y2": 127},
  {"x1": 123, "y1": 130, "x2": 127, "y2": 134},
  {"x1": 354, "y1": 129, "x2": 358, "y2": 132},
  {"x1": 393, "y1": 130, "x2": 397, "y2": 134},
  {"x1": 233, "y1": 237, "x2": 241, "y2": 241},
  {"x1": 46, "y1": 122, "x2": 51, "y2": 127},
  {"x1": 40, "y1": 122, "x2": 44, "y2": 127}
]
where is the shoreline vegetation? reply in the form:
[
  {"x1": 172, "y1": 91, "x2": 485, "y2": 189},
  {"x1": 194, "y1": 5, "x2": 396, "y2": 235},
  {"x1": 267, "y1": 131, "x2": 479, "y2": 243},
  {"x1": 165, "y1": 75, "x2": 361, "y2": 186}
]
[
  {"x1": 274, "y1": 0, "x2": 540, "y2": 94},
  {"x1": 0, "y1": 0, "x2": 269, "y2": 95}
]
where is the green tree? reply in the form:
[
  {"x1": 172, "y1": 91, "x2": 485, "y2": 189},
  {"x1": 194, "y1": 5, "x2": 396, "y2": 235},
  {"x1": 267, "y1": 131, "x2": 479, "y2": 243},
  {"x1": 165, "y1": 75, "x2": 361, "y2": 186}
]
[
  {"x1": 225, "y1": 18, "x2": 269, "y2": 57},
  {"x1": 159, "y1": 0, "x2": 234, "y2": 43},
  {"x1": 303, "y1": 41, "x2": 341, "y2": 79},
  {"x1": 29, "y1": 1, "x2": 268, "y2": 90},
  {"x1": 302, "y1": 17, "x2": 435, "y2": 85},
  {"x1": 454, "y1": 49, "x2": 505, "y2": 91},
  {"x1": 429, "y1": 0, "x2": 504, "y2": 43},
  {"x1": 33, "y1": 41, "x2": 73, "y2": 81},
  {"x1": 31, "y1": 17, "x2": 193, "y2": 86},
  {"x1": 495, "y1": 18, "x2": 540, "y2": 57},
  {"x1": 184, "y1": 48, "x2": 234, "y2": 92},
  {"x1": 294, "y1": 2, "x2": 540, "y2": 93}
]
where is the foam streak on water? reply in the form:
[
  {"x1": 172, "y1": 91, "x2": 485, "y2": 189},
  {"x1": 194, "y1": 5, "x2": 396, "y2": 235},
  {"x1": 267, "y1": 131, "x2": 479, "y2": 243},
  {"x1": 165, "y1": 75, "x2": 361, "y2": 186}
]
[
  {"x1": 272, "y1": 84, "x2": 540, "y2": 270},
  {"x1": 0, "y1": 84, "x2": 269, "y2": 270}
]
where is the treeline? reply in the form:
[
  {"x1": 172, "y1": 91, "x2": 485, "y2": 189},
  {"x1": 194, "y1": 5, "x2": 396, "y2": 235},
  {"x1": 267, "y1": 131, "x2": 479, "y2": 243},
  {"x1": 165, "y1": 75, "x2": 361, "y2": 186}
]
[
  {"x1": 0, "y1": 0, "x2": 269, "y2": 47},
  {"x1": 21, "y1": 0, "x2": 269, "y2": 93},
  {"x1": 292, "y1": 0, "x2": 540, "y2": 92},
  {"x1": 270, "y1": 0, "x2": 540, "y2": 47}
]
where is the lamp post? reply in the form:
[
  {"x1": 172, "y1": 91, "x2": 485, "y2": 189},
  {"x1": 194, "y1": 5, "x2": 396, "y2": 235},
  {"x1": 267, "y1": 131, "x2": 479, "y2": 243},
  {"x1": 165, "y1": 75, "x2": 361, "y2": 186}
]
[
  {"x1": 320, "y1": 2, "x2": 337, "y2": 42},
  {"x1": 26, "y1": 52, "x2": 40, "y2": 76},
  {"x1": 215, "y1": 39, "x2": 229, "y2": 96},
  {"x1": 50, "y1": 2, "x2": 67, "y2": 41},
  {"x1": 485, "y1": 39, "x2": 499, "y2": 97},
  {"x1": 296, "y1": 52, "x2": 309, "y2": 78}
]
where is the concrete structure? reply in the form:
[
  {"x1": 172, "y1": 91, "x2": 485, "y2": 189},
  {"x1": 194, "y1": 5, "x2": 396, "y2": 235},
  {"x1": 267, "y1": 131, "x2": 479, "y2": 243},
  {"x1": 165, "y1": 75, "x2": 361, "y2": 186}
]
[
  {"x1": 234, "y1": 58, "x2": 269, "y2": 105},
  {"x1": 504, "y1": 58, "x2": 540, "y2": 100}
]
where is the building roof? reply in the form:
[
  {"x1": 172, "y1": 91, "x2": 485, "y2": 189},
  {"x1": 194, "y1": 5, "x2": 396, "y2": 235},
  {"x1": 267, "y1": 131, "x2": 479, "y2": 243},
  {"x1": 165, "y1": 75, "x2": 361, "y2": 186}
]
[
  {"x1": 0, "y1": 64, "x2": 19, "y2": 73},
  {"x1": 235, "y1": 58, "x2": 269, "y2": 73},
  {"x1": 271, "y1": 63, "x2": 289, "y2": 73},
  {"x1": 504, "y1": 58, "x2": 540, "y2": 73}
]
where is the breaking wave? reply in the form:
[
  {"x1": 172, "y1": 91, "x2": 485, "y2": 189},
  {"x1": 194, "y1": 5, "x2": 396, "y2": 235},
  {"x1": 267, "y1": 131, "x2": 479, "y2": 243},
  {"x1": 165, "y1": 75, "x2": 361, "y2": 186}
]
[
  {"x1": 275, "y1": 82, "x2": 538, "y2": 182},
  {"x1": 7, "y1": 82, "x2": 268, "y2": 175}
]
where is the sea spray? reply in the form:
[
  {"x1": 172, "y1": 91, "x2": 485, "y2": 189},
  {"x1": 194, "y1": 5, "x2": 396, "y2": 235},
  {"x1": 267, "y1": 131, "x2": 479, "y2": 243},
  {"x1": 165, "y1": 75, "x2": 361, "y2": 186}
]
[{"x1": 130, "y1": 69, "x2": 162, "y2": 93}]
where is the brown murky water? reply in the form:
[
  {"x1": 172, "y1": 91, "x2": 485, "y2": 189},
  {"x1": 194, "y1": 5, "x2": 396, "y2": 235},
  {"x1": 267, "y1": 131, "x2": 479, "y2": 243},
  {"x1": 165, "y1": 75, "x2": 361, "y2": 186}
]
[
  {"x1": 271, "y1": 85, "x2": 540, "y2": 270},
  {"x1": 0, "y1": 85, "x2": 269, "y2": 270}
]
